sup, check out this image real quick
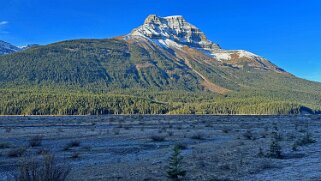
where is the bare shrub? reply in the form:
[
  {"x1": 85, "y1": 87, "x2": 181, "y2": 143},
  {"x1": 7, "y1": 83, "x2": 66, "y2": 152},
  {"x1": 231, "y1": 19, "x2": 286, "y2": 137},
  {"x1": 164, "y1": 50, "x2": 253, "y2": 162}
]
[
  {"x1": 69, "y1": 140, "x2": 80, "y2": 147},
  {"x1": 81, "y1": 146, "x2": 91, "y2": 151},
  {"x1": 8, "y1": 147, "x2": 26, "y2": 157},
  {"x1": 63, "y1": 140, "x2": 80, "y2": 151},
  {"x1": 222, "y1": 128, "x2": 230, "y2": 134},
  {"x1": 294, "y1": 132, "x2": 316, "y2": 147},
  {"x1": 71, "y1": 152, "x2": 80, "y2": 159},
  {"x1": 150, "y1": 135, "x2": 166, "y2": 142},
  {"x1": 257, "y1": 147, "x2": 265, "y2": 158},
  {"x1": 243, "y1": 130, "x2": 254, "y2": 140},
  {"x1": 292, "y1": 143, "x2": 299, "y2": 151},
  {"x1": 138, "y1": 120, "x2": 144, "y2": 125},
  {"x1": 205, "y1": 122, "x2": 213, "y2": 128},
  {"x1": 0, "y1": 142, "x2": 10, "y2": 149},
  {"x1": 113, "y1": 128, "x2": 120, "y2": 135},
  {"x1": 29, "y1": 135, "x2": 43, "y2": 147},
  {"x1": 175, "y1": 143, "x2": 188, "y2": 150},
  {"x1": 4, "y1": 127, "x2": 12, "y2": 133},
  {"x1": 37, "y1": 148, "x2": 49, "y2": 155},
  {"x1": 219, "y1": 163, "x2": 232, "y2": 171},
  {"x1": 191, "y1": 132, "x2": 205, "y2": 140},
  {"x1": 15, "y1": 154, "x2": 71, "y2": 181},
  {"x1": 124, "y1": 124, "x2": 131, "y2": 130},
  {"x1": 108, "y1": 117, "x2": 115, "y2": 122},
  {"x1": 117, "y1": 122, "x2": 123, "y2": 128},
  {"x1": 286, "y1": 133, "x2": 296, "y2": 141},
  {"x1": 259, "y1": 161, "x2": 274, "y2": 170},
  {"x1": 167, "y1": 131, "x2": 174, "y2": 137}
]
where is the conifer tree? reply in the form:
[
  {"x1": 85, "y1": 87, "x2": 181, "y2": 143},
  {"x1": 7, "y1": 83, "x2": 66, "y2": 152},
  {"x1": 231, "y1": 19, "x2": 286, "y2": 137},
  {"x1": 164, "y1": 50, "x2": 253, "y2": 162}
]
[
  {"x1": 167, "y1": 145, "x2": 186, "y2": 180},
  {"x1": 269, "y1": 131, "x2": 282, "y2": 159}
]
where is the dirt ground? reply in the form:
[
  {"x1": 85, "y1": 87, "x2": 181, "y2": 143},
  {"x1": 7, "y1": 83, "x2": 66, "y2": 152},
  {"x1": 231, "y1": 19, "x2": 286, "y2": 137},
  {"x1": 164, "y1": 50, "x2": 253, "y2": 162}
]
[{"x1": 0, "y1": 115, "x2": 321, "y2": 181}]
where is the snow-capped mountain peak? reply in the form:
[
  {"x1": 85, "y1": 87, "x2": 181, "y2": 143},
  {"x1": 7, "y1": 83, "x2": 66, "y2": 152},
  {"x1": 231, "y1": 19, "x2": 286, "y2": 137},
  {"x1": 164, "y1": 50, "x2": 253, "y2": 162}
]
[{"x1": 124, "y1": 15, "x2": 285, "y2": 74}]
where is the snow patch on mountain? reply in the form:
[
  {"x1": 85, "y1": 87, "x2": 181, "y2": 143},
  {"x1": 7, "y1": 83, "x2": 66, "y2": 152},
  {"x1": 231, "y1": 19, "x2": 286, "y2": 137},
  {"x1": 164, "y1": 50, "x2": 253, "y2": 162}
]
[
  {"x1": 153, "y1": 38, "x2": 183, "y2": 49},
  {"x1": 213, "y1": 52, "x2": 232, "y2": 61},
  {"x1": 237, "y1": 50, "x2": 257, "y2": 58}
]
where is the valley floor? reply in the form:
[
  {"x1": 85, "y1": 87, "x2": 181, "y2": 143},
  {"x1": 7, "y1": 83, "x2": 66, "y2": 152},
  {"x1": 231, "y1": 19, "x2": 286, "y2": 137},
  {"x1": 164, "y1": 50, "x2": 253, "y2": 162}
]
[{"x1": 0, "y1": 115, "x2": 321, "y2": 181}]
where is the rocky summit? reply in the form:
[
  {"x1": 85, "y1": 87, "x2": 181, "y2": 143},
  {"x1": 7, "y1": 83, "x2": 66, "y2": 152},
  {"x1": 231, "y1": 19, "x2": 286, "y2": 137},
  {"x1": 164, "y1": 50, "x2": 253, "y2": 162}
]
[
  {"x1": 129, "y1": 15, "x2": 220, "y2": 50},
  {"x1": 126, "y1": 15, "x2": 285, "y2": 74}
]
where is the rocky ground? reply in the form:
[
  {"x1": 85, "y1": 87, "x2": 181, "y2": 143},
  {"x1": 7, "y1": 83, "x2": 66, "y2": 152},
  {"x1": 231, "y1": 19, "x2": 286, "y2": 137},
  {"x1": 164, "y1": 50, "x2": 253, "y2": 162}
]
[{"x1": 0, "y1": 115, "x2": 321, "y2": 181}]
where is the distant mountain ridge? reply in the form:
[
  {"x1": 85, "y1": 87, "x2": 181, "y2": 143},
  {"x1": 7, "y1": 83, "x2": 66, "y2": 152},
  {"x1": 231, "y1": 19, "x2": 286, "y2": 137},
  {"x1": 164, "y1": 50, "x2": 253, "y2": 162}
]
[
  {"x1": 0, "y1": 40, "x2": 20, "y2": 55},
  {"x1": 0, "y1": 15, "x2": 320, "y2": 115},
  {"x1": 0, "y1": 40, "x2": 39, "y2": 55}
]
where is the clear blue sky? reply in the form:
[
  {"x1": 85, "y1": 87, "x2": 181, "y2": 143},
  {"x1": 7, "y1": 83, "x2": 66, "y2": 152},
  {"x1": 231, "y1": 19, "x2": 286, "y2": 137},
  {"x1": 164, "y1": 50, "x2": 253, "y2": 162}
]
[{"x1": 0, "y1": 0, "x2": 320, "y2": 82}]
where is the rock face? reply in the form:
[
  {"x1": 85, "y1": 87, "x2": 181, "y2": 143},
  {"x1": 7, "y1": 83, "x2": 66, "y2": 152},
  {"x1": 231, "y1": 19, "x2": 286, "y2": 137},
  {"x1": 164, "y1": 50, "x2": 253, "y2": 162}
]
[
  {"x1": 0, "y1": 40, "x2": 20, "y2": 55},
  {"x1": 129, "y1": 15, "x2": 221, "y2": 50}
]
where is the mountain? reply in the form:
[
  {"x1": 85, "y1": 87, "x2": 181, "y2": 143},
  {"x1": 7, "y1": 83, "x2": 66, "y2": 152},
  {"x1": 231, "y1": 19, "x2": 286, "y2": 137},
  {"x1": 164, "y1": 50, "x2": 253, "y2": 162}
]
[
  {"x1": 0, "y1": 15, "x2": 320, "y2": 115},
  {"x1": 0, "y1": 40, "x2": 20, "y2": 55},
  {"x1": 128, "y1": 15, "x2": 283, "y2": 73},
  {"x1": 124, "y1": 15, "x2": 288, "y2": 93}
]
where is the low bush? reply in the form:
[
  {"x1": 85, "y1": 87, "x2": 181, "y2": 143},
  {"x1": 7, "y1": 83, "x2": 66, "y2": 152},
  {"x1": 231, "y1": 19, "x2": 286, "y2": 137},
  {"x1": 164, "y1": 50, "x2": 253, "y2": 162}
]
[
  {"x1": 69, "y1": 140, "x2": 80, "y2": 147},
  {"x1": 71, "y1": 152, "x2": 80, "y2": 159},
  {"x1": 243, "y1": 130, "x2": 254, "y2": 140},
  {"x1": 15, "y1": 154, "x2": 71, "y2": 181},
  {"x1": 150, "y1": 135, "x2": 166, "y2": 142},
  {"x1": 0, "y1": 143, "x2": 10, "y2": 149},
  {"x1": 29, "y1": 135, "x2": 43, "y2": 147},
  {"x1": 294, "y1": 132, "x2": 316, "y2": 147},
  {"x1": 222, "y1": 128, "x2": 230, "y2": 134},
  {"x1": 4, "y1": 127, "x2": 12, "y2": 133},
  {"x1": 8, "y1": 147, "x2": 26, "y2": 157},
  {"x1": 175, "y1": 143, "x2": 188, "y2": 150},
  {"x1": 257, "y1": 147, "x2": 265, "y2": 158},
  {"x1": 191, "y1": 132, "x2": 205, "y2": 140},
  {"x1": 63, "y1": 140, "x2": 80, "y2": 151}
]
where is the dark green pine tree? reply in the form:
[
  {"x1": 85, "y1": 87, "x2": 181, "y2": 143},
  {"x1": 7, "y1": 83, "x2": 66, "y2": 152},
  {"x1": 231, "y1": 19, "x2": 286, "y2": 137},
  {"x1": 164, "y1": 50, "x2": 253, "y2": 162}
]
[
  {"x1": 167, "y1": 145, "x2": 186, "y2": 180},
  {"x1": 269, "y1": 131, "x2": 282, "y2": 159}
]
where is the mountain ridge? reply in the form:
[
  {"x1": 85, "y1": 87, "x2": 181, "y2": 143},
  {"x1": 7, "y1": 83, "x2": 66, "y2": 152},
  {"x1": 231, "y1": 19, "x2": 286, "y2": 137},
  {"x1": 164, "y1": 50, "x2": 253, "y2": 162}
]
[{"x1": 0, "y1": 40, "x2": 21, "y2": 55}]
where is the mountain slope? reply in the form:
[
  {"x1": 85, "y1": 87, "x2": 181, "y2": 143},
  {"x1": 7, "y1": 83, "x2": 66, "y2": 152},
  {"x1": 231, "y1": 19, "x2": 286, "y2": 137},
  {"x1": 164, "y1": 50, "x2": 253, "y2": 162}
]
[{"x1": 0, "y1": 15, "x2": 320, "y2": 115}]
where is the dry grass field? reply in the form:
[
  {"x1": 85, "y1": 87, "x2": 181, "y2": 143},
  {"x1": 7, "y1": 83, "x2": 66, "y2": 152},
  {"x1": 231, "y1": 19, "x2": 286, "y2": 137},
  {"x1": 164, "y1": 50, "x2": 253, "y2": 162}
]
[{"x1": 0, "y1": 115, "x2": 321, "y2": 181}]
